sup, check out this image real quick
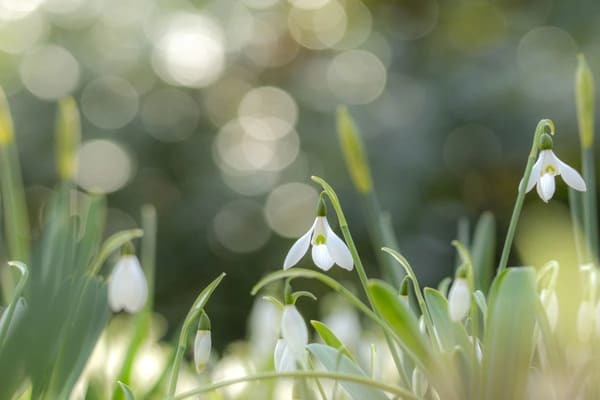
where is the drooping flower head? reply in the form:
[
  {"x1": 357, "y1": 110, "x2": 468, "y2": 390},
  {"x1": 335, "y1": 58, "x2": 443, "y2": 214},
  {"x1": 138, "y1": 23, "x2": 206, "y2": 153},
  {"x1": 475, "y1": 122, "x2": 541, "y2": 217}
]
[
  {"x1": 525, "y1": 133, "x2": 586, "y2": 202},
  {"x1": 108, "y1": 244, "x2": 148, "y2": 313},
  {"x1": 283, "y1": 199, "x2": 353, "y2": 271},
  {"x1": 194, "y1": 312, "x2": 212, "y2": 373}
]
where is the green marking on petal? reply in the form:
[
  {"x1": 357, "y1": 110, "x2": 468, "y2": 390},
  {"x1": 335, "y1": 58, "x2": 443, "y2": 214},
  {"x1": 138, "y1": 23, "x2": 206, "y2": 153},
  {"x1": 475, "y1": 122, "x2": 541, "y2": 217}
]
[
  {"x1": 544, "y1": 165, "x2": 556, "y2": 174},
  {"x1": 315, "y1": 235, "x2": 326, "y2": 245}
]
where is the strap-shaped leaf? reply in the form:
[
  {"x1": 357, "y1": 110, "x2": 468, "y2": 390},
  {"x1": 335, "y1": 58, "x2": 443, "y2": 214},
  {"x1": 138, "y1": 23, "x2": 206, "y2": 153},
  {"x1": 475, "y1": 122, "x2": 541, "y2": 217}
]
[
  {"x1": 482, "y1": 267, "x2": 537, "y2": 400},
  {"x1": 311, "y1": 320, "x2": 355, "y2": 362},
  {"x1": 308, "y1": 343, "x2": 389, "y2": 400}
]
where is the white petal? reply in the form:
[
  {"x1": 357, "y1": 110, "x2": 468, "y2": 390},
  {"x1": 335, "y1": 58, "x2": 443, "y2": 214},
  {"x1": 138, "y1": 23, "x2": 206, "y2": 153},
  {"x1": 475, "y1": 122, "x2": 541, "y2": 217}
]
[
  {"x1": 324, "y1": 220, "x2": 353, "y2": 270},
  {"x1": 283, "y1": 221, "x2": 315, "y2": 270},
  {"x1": 448, "y1": 278, "x2": 471, "y2": 322},
  {"x1": 540, "y1": 289, "x2": 558, "y2": 332},
  {"x1": 577, "y1": 300, "x2": 595, "y2": 342},
  {"x1": 281, "y1": 306, "x2": 308, "y2": 363},
  {"x1": 311, "y1": 244, "x2": 334, "y2": 271},
  {"x1": 538, "y1": 174, "x2": 555, "y2": 202},
  {"x1": 557, "y1": 158, "x2": 587, "y2": 192},
  {"x1": 108, "y1": 255, "x2": 148, "y2": 313},
  {"x1": 274, "y1": 338, "x2": 296, "y2": 372},
  {"x1": 194, "y1": 330, "x2": 212, "y2": 373},
  {"x1": 525, "y1": 155, "x2": 543, "y2": 192}
]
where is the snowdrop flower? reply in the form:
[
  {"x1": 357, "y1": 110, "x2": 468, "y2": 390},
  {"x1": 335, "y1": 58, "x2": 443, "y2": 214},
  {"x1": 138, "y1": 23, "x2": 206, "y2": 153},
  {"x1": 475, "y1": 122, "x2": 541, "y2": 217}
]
[
  {"x1": 108, "y1": 254, "x2": 148, "y2": 313},
  {"x1": 194, "y1": 313, "x2": 212, "y2": 373},
  {"x1": 274, "y1": 338, "x2": 296, "y2": 372},
  {"x1": 525, "y1": 134, "x2": 586, "y2": 202},
  {"x1": 283, "y1": 200, "x2": 353, "y2": 271},
  {"x1": 448, "y1": 277, "x2": 471, "y2": 322},
  {"x1": 577, "y1": 300, "x2": 595, "y2": 343},
  {"x1": 280, "y1": 305, "x2": 308, "y2": 367},
  {"x1": 540, "y1": 289, "x2": 558, "y2": 331}
]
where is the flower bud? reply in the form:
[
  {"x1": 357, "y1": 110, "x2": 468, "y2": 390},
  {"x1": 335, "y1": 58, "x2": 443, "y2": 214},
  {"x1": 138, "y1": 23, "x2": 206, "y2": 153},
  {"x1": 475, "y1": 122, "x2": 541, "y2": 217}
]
[
  {"x1": 108, "y1": 254, "x2": 148, "y2": 313},
  {"x1": 194, "y1": 313, "x2": 212, "y2": 373},
  {"x1": 274, "y1": 338, "x2": 295, "y2": 372},
  {"x1": 448, "y1": 278, "x2": 470, "y2": 322},
  {"x1": 412, "y1": 368, "x2": 428, "y2": 398},
  {"x1": 55, "y1": 97, "x2": 81, "y2": 181},
  {"x1": 0, "y1": 86, "x2": 14, "y2": 146},
  {"x1": 281, "y1": 305, "x2": 308, "y2": 363},
  {"x1": 576, "y1": 54, "x2": 595, "y2": 149},
  {"x1": 336, "y1": 106, "x2": 373, "y2": 194}
]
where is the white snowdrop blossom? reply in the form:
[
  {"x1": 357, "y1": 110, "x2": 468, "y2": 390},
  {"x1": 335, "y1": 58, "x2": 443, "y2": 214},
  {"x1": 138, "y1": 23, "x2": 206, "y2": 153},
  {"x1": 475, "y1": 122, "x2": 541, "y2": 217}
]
[
  {"x1": 283, "y1": 216, "x2": 353, "y2": 271},
  {"x1": 525, "y1": 149, "x2": 586, "y2": 202},
  {"x1": 108, "y1": 255, "x2": 148, "y2": 313},
  {"x1": 194, "y1": 330, "x2": 212, "y2": 373},
  {"x1": 280, "y1": 305, "x2": 308, "y2": 365},
  {"x1": 540, "y1": 289, "x2": 558, "y2": 331},
  {"x1": 274, "y1": 338, "x2": 296, "y2": 372},
  {"x1": 577, "y1": 300, "x2": 595, "y2": 343},
  {"x1": 448, "y1": 278, "x2": 471, "y2": 322}
]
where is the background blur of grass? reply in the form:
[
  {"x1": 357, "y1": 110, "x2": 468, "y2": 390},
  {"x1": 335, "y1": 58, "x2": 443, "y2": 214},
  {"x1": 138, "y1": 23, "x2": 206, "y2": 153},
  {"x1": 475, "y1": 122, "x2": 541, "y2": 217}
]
[{"x1": 0, "y1": 0, "x2": 598, "y2": 349}]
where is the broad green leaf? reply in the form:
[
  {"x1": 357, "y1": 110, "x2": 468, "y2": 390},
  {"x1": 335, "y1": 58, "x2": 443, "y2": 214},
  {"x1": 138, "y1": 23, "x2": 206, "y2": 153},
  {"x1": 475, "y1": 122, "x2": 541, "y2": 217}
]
[
  {"x1": 424, "y1": 288, "x2": 471, "y2": 354},
  {"x1": 482, "y1": 267, "x2": 537, "y2": 400},
  {"x1": 367, "y1": 279, "x2": 431, "y2": 370},
  {"x1": 311, "y1": 320, "x2": 355, "y2": 362},
  {"x1": 308, "y1": 343, "x2": 389, "y2": 400},
  {"x1": 118, "y1": 381, "x2": 136, "y2": 400},
  {"x1": 470, "y1": 212, "x2": 496, "y2": 293}
]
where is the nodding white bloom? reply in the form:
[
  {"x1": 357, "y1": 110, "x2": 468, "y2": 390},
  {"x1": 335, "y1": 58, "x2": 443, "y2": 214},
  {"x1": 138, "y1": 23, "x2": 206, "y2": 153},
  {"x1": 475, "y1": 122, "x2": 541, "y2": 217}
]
[
  {"x1": 412, "y1": 368, "x2": 428, "y2": 398},
  {"x1": 448, "y1": 278, "x2": 471, "y2": 322},
  {"x1": 108, "y1": 255, "x2": 148, "y2": 313},
  {"x1": 274, "y1": 338, "x2": 296, "y2": 372},
  {"x1": 525, "y1": 148, "x2": 586, "y2": 203},
  {"x1": 194, "y1": 330, "x2": 212, "y2": 373},
  {"x1": 540, "y1": 289, "x2": 558, "y2": 331},
  {"x1": 283, "y1": 214, "x2": 353, "y2": 271},
  {"x1": 280, "y1": 305, "x2": 308, "y2": 365},
  {"x1": 194, "y1": 312, "x2": 212, "y2": 373},
  {"x1": 577, "y1": 300, "x2": 595, "y2": 343}
]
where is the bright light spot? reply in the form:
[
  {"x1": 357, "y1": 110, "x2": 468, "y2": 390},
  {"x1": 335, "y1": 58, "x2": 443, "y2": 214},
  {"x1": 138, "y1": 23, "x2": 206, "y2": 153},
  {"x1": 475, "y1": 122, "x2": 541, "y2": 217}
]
[
  {"x1": 0, "y1": 12, "x2": 46, "y2": 54},
  {"x1": 141, "y1": 88, "x2": 199, "y2": 142},
  {"x1": 152, "y1": 13, "x2": 225, "y2": 88},
  {"x1": 81, "y1": 76, "x2": 139, "y2": 129},
  {"x1": 327, "y1": 49, "x2": 386, "y2": 104},
  {"x1": 0, "y1": 0, "x2": 43, "y2": 20},
  {"x1": 517, "y1": 26, "x2": 577, "y2": 100},
  {"x1": 242, "y1": 0, "x2": 279, "y2": 10},
  {"x1": 132, "y1": 346, "x2": 167, "y2": 390},
  {"x1": 43, "y1": 0, "x2": 86, "y2": 14},
  {"x1": 244, "y1": 15, "x2": 299, "y2": 67},
  {"x1": 334, "y1": 0, "x2": 372, "y2": 50},
  {"x1": 211, "y1": 356, "x2": 249, "y2": 397},
  {"x1": 76, "y1": 140, "x2": 133, "y2": 194},
  {"x1": 20, "y1": 45, "x2": 79, "y2": 100},
  {"x1": 288, "y1": 0, "x2": 347, "y2": 49},
  {"x1": 265, "y1": 182, "x2": 319, "y2": 238},
  {"x1": 213, "y1": 200, "x2": 270, "y2": 253},
  {"x1": 220, "y1": 169, "x2": 279, "y2": 196},
  {"x1": 213, "y1": 119, "x2": 299, "y2": 174},
  {"x1": 273, "y1": 379, "x2": 295, "y2": 399},
  {"x1": 203, "y1": 76, "x2": 253, "y2": 126},
  {"x1": 288, "y1": 0, "x2": 331, "y2": 10},
  {"x1": 238, "y1": 86, "x2": 298, "y2": 140}
]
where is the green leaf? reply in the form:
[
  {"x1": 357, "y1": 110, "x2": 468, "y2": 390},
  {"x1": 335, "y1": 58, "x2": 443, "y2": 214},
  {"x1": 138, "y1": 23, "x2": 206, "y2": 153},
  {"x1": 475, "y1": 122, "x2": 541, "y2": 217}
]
[
  {"x1": 118, "y1": 381, "x2": 136, "y2": 400},
  {"x1": 423, "y1": 288, "x2": 471, "y2": 354},
  {"x1": 470, "y1": 212, "x2": 496, "y2": 293},
  {"x1": 307, "y1": 343, "x2": 389, "y2": 400},
  {"x1": 482, "y1": 267, "x2": 537, "y2": 400},
  {"x1": 311, "y1": 320, "x2": 355, "y2": 362},
  {"x1": 367, "y1": 279, "x2": 431, "y2": 370}
]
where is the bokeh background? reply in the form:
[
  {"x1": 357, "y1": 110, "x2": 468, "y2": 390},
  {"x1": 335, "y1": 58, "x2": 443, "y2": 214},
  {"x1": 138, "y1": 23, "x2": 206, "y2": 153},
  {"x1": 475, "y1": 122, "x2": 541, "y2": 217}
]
[{"x1": 1, "y1": 0, "x2": 598, "y2": 349}]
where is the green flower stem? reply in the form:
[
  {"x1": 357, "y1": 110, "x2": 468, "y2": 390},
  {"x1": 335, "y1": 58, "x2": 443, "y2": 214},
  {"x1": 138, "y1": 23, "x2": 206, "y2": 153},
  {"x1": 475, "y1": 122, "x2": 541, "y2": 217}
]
[
  {"x1": 141, "y1": 204, "x2": 157, "y2": 311},
  {"x1": 311, "y1": 176, "x2": 408, "y2": 386},
  {"x1": 173, "y1": 370, "x2": 416, "y2": 400},
  {"x1": 0, "y1": 261, "x2": 28, "y2": 347},
  {"x1": 166, "y1": 273, "x2": 226, "y2": 399},
  {"x1": 497, "y1": 119, "x2": 555, "y2": 274},
  {"x1": 581, "y1": 147, "x2": 598, "y2": 263}
]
